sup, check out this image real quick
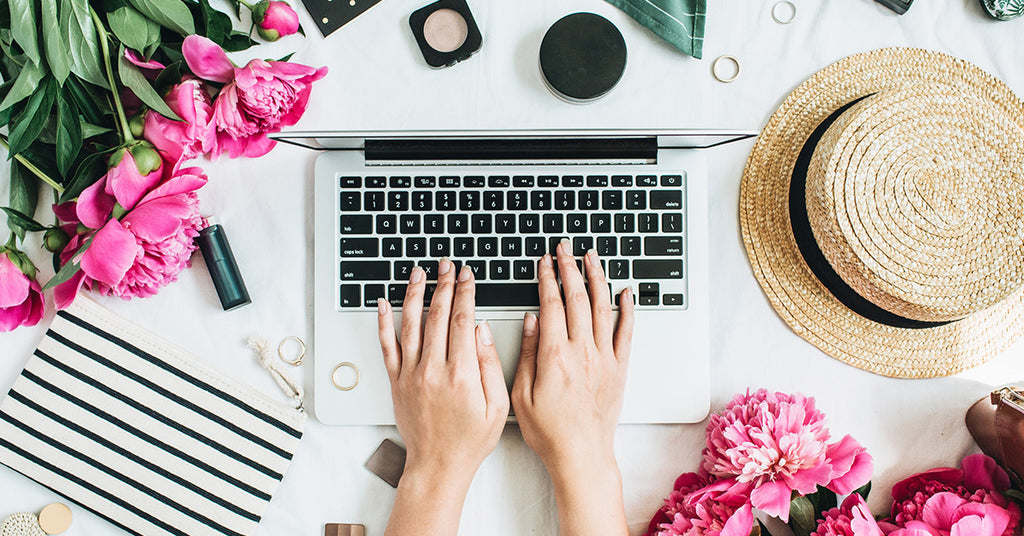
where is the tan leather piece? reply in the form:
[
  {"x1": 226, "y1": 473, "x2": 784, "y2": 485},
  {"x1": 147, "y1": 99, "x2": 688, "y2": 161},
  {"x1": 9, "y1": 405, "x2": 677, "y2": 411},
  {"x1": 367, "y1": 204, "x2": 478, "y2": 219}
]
[{"x1": 967, "y1": 387, "x2": 1024, "y2": 488}]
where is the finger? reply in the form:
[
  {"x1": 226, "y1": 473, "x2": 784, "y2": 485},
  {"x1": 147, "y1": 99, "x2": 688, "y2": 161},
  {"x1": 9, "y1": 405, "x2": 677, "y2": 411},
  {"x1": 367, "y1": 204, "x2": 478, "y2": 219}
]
[
  {"x1": 448, "y1": 265, "x2": 479, "y2": 372},
  {"x1": 613, "y1": 287, "x2": 636, "y2": 366},
  {"x1": 420, "y1": 258, "x2": 456, "y2": 366},
  {"x1": 377, "y1": 298, "x2": 402, "y2": 383},
  {"x1": 512, "y1": 312, "x2": 539, "y2": 406},
  {"x1": 400, "y1": 266, "x2": 426, "y2": 372},
  {"x1": 556, "y1": 239, "x2": 593, "y2": 341},
  {"x1": 584, "y1": 249, "x2": 614, "y2": 351},
  {"x1": 477, "y1": 322, "x2": 510, "y2": 419},
  {"x1": 537, "y1": 254, "x2": 567, "y2": 342}
]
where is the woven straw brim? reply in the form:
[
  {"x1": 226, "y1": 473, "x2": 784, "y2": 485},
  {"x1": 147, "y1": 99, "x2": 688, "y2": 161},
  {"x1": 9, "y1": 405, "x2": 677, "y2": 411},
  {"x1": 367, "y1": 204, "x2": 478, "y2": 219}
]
[{"x1": 740, "y1": 47, "x2": 1024, "y2": 378}]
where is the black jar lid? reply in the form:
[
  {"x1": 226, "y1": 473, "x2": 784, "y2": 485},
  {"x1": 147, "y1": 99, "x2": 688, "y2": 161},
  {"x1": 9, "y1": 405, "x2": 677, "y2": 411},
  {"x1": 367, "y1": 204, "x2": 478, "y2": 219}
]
[{"x1": 539, "y1": 12, "x2": 627, "y2": 104}]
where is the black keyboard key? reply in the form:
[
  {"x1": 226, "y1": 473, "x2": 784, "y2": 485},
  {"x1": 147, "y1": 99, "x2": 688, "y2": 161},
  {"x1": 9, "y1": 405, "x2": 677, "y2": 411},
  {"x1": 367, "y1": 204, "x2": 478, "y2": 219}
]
[
  {"x1": 502, "y1": 237, "x2": 522, "y2": 257},
  {"x1": 519, "y1": 214, "x2": 540, "y2": 234},
  {"x1": 513, "y1": 260, "x2": 534, "y2": 280},
  {"x1": 495, "y1": 214, "x2": 516, "y2": 234},
  {"x1": 567, "y1": 213, "x2": 587, "y2": 233},
  {"x1": 476, "y1": 284, "x2": 540, "y2": 306},
  {"x1": 388, "y1": 284, "x2": 437, "y2": 306},
  {"x1": 465, "y1": 176, "x2": 485, "y2": 188},
  {"x1": 340, "y1": 284, "x2": 360, "y2": 307},
  {"x1": 341, "y1": 176, "x2": 361, "y2": 188},
  {"x1": 440, "y1": 176, "x2": 460, "y2": 187},
  {"x1": 388, "y1": 191, "x2": 409, "y2": 211},
  {"x1": 341, "y1": 238, "x2": 379, "y2": 257},
  {"x1": 390, "y1": 176, "x2": 412, "y2": 188},
  {"x1": 454, "y1": 237, "x2": 474, "y2": 257},
  {"x1": 587, "y1": 175, "x2": 609, "y2": 187},
  {"x1": 395, "y1": 261, "x2": 415, "y2": 280},
  {"x1": 478, "y1": 237, "x2": 498, "y2": 257},
  {"x1": 661, "y1": 175, "x2": 682, "y2": 187},
  {"x1": 382, "y1": 238, "x2": 402, "y2": 257},
  {"x1": 364, "y1": 284, "x2": 386, "y2": 307},
  {"x1": 664, "y1": 294, "x2": 683, "y2": 306},
  {"x1": 490, "y1": 260, "x2": 511, "y2": 280},
  {"x1": 525, "y1": 237, "x2": 546, "y2": 256},
  {"x1": 597, "y1": 236, "x2": 617, "y2": 256},
  {"x1": 538, "y1": 175, "x2": 559, "y2": 187},
  {"x1": 466, "y1": 261, "x2": 487, "y2": 280},
  {"x1": 639, "y1": 283, "x2": 659, "y2": 297},
  {"x1": 626, "y1": 190, "x2": 646, "y2": 210},
  {"x1": 640, "y1": 295, "x2": 659, "y2": 306},
  {"x1": 448, "y1": 214, "x2": 468, "y2": 234},
  {"x1": 424, "y1": 215, "x2": 444, "y2": 234},
  {"x1": 459, "y1": 191, "x2": 481, "y2": 211},
  {"x1": 415, "y1": 176, "x2": 436, "y2": 188},
  {"x1": 615, "y1": 291, "x2": 637, "y2": 306},
  {"x1": 548, "y1": 237, "x2": 569, "y2": 255},
  {"x1": 376, "y1": 215, "x2": 397, "y2": 234},
  {"x1": 412, "y1": 191, "x2": 432, "y2": 211},
  {"x1": 341, "y1": 192, "x2": 361, "y2": 211},
  {"x1": 602, "y1": 191, "x2": 623, "y2": 210},
  {"x1": 508, "y1": 191, "x2": 528, "y2": 210},
  {"x1": 543, "y1": 214, "x2": 563, "y2": 233},
  {"x1": 621, "y1": 237, "x2": 641, "y2": 256},
  {"x1": 555, "y1": 191, "x2": 575, "y2": 210},
  {"x1": 406, "y1": 238, "x2": 427, "y2": 257},
  {"x1": 663, "y1": 213, "x2": 683, "y2": 232},
  {"x1": 637, "y1": 175, "x2": 657, "y2": 187},
  {"x1": 574, "y1": 237, "x2": 593, "y2": 256},
  {"x1": 400, "y1": 215, "x2": 420, "y2": 234},
  {"x1": 646, "y1": 236, "x2": 683, "y2": 256},
  {"x1": 430, "y1": 238, "x2": 450, "y2": 257},
  {"x1": 340, "y1": 261, "x2": 390, "y2": 280},
  {"x1": 471, "y1": 214, "x2": 492, "y2": 234},
  {"x1": 639, "y1": 213, "x2": 659, "y2": 233},
  {"x1": 366, "y1": 176, "x2": 387, "y2": 188},
  {"x1": 488, "y1": 176, "x2": 510, "y2": 187},
  {"x1": 633, "y1": 260, "x2": 683, "y2": 279},
  {"x1": 615, "y1": 214, "x2": 635, "y2": 233},
  {"x1": 563, "y1": 175, "x2": 584, "y2": 187},
  {"x1": 612, "y1": 175, "x2": 632, "y2": 187},
  {"x1": 484, "y1": 191, "x2": 504, "y2": 211},
  {"x1": 364, "y1": 191, "x2": 386, "y2": 211},
  {"x1": 436, "y1": 191, "x2": 457, "y2": 211},
  {"x1": 419, "y1": 260, "x2": 439, "y2": 280},
  {"x1": 514, "y1": 175, "x2": 534, "y2": 187},
  {"x1": 579, "y1": 190, "x2": 599, "y2": 210},
  {"x1": 591, "y1": 214, "x2": 611, "y2": 233},
  {"x1": 608, "y1": 260, "x2": 629, "y2": 279},
  {"x1": 651, "y1": 191, "x2": 683, "y2": 209},
  {"x1": 341, "y1": 215, "x2": 372, "y2": 234},
  {"x1": 531, "y1": 191, "x2": 552, "y2": 210}
]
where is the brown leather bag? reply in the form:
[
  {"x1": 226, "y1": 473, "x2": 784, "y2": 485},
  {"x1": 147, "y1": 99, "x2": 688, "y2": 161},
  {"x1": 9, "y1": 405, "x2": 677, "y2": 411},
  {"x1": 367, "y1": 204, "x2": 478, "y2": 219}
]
[{"x1": 966, "y1": 387, "x2": 1024, "y2": 489}]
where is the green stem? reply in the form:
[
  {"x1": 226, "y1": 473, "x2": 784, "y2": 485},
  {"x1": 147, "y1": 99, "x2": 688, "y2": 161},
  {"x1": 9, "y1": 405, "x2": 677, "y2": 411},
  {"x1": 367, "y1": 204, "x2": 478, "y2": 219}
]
[
  {"x1": 238, "y1": 0, "x2": 257, "y2": 9},
  {"x1": 89, "y1": 7, "x2": 134, "y2": 143},
  {"x1": 4, "y1": 234, "x2": 15, "y2": 249},
  {"x1": 0, "y1": 135, "x2": 65, "y2": 194}
]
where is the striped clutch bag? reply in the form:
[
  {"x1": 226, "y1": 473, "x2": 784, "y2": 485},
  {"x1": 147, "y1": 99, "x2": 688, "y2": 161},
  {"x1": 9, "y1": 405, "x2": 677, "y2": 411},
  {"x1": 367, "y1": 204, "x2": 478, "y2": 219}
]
[{"x1": 0, "y1": 298, "x2": 306, "y2": 536}]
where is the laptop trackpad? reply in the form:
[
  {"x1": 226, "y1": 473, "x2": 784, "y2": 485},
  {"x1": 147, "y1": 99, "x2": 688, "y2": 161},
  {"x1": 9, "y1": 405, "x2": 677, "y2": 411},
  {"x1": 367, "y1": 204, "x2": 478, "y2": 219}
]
[{"x1": 487, "y1": 319, "x2": 523, "y2": 391}]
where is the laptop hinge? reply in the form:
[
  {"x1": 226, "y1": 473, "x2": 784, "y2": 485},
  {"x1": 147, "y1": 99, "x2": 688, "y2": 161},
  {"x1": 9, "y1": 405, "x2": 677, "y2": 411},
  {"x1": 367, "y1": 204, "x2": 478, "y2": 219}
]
[{"x1": 363, "y1": 137, "x2": 658, "y2": 166}]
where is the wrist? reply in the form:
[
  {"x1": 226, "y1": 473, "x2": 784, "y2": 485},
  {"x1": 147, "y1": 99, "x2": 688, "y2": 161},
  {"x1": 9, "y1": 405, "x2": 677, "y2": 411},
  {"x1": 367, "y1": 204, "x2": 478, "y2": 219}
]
[
  {"x1": 546, "y1": 449, "x2": 621, "y2": 491},
  {"x1": 401, "y1": 455, "x2": 477, "y2": 496}
]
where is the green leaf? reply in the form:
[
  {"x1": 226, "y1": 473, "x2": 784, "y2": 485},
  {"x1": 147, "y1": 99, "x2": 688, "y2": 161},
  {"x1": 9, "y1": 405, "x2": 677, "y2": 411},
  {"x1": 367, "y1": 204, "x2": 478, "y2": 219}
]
[
  {"x1": 127, "y1": 0, "x2": 195, "y2": 35},
  {"x1": 59, "y1": 150, "x2": 108, "y2": 203},
  {"x1": 7, "y1": 77, "x2": 57, "y2": 157},
  {"x1": 65, "y1": 75, "x2": 110, "y2": 125},
  {"x1": 9, "y1": 0, "x2": 41, "y2": 65},
  {"x1": 44, "y1": 256, "x2": 84, "y2": 290},
  {"x1": 41, "y1": 0, "x2": 72, "y2": 84},
  {"x1": 60, "y1": 0, "x2": 108, "y2": 88},
  {"x1": 56, "y1": 88, "x2": 82, "y2": 176},
  {"x1": 7, "y1": 161, "x2": 40, "y2": 240},
  {"x1": 0, "y1": 59, "x2": 46, "y2": 112},
  {"x1": 1, "y1": 207, "x2": 48, "y2": 233},
  {"x1": 117, "y1": 45, "x2": 181, "y2": 120},
  {"x1": 222, "y1": 32, "x2": 257, "y2": 52},
  {"x1": 788, "y1": 495, "x2": 817, "y2": 536},
  {"x1": 151, "y1": 60, "x2": 182, "y2": 90},
  {"x1": 756, "y1": 521, "x2": 774, "y2": 536},
  {"x1": 277, "y1": 52, "x2": 295, "y2": 62},
  {"x1": 853, "y1": 481, "x2": 872, "y2": 501},
  {"x1": 197, "y1": 0, "x2": 232, "y2": 45},
  {"x1": 107, "y1": 6, "x2": 161, "y2": 53}
]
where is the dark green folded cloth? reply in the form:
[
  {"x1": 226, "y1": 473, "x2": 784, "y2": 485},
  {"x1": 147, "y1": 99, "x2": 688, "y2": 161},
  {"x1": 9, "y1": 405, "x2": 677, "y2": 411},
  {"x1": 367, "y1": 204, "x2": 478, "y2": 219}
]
[{"x1": 605, "y1": 0, "x2": 706, "y2": 58}]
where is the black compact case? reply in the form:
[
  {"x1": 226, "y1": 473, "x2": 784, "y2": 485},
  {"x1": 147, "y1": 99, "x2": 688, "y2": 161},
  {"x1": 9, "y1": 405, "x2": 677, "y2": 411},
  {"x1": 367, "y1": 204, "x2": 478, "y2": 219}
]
[{"x1": 409, "y1": 0, "x2": 482, "y2": 68}]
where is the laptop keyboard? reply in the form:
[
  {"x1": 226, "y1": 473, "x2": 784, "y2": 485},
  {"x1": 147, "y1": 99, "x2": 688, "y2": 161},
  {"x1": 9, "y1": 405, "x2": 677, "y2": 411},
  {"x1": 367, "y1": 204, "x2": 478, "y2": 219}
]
[{"x1": 336, "y1": 173, "x2": 687, "y2": 310}]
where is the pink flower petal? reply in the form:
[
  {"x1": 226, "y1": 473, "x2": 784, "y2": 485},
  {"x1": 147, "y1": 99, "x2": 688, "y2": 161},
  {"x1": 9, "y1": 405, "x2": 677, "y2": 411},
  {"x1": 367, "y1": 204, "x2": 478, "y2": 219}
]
[
  {"x1": 54, "y1": 270, "x2": 86, "y2": 310},
  {"x1": 827, "y1": 436, "x2": 874, "y2": 495},
  {"x1": 76, "y1": 178, "x2": 117, "y2": 229},
  {"x1": 182, "y1": 35, "x2": 235, "y2": 83},
  {"x1": 721, "y1": 502, "x2": 753, "y2": 536},
  {"x1": 750, "y1": 479, "x2": 793, "y2": 520},
  {"x1": 0, "y1": 254, "x2": 30, "y2": 308},
  {"x1": 124, "y1": 48, "x2": 166, "y2": 70},
  {"x1": 81, "y1": 220, "x2": 139, "y2": 287},
  {"x1": 920, "y1": 492, "x2": 967, "y2": 529},
  {"x1": 105, "y1": 151, "x2": 163, "y2": 211},
  {"x1": 961, "y1": 454, "x2": 1010, "y2": 493},
  {"x1": 122, "y1": 196, "x2": 196, "y2": 242},
  {"x1": 23, "y1": 280, "x2": 44, "y2": 327}
]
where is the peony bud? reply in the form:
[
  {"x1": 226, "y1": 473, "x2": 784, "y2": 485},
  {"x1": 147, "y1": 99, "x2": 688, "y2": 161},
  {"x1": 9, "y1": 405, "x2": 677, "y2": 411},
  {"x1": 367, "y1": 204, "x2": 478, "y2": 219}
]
[
  {"x1": 253, "y1": 0, "x2": 300, "y2": 41},
  {"x1": 129, "y1": 142, "x2": 163, "y2": 175},
  {"x1": 129, "y1": 114, "x2": 147, "y2": 139},
  {"x1": 44, "y1": 228, "x2": 71, "y2": 254},
  {"x1": 3, "y1": 249, "x2": 37, "y2": 281}
]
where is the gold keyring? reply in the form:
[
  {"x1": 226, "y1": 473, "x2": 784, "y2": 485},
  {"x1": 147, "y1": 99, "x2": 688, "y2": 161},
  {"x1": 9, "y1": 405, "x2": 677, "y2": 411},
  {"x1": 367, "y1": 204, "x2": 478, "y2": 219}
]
[
  {"x1": 331, "y1": 362, "x2": 360, "y2": 391},
  {"x1": 278, "y1": 336, "x2": 306, "y2": 366},
  {"x1": 712, "y1": 55, "x2": 741, "y2": 83},
  {"x1": 772, "y1": 0, "x2": 797, "y2": 24}
]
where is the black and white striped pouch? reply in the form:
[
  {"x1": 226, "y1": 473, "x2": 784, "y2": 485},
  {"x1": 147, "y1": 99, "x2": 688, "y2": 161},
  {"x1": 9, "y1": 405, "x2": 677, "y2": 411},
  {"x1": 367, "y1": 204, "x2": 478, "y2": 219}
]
[{"x1": 0, "y1": 298, "x2": 306, "y2": 536}]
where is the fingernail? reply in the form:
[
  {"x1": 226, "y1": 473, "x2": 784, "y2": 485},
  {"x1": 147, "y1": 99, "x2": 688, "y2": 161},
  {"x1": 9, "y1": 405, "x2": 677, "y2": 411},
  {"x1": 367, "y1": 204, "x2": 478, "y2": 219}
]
[
  {"x1": 479, "y1": 322, "x2": 494, "y2": 346},
  {"x1": 587, "y1": 249, "x2": 600, "y2": 267},
  {"x1": 523, "y1": 313, "x2": 537, "y2": 336},
  {"x1": 439, "y1": 257, "x2": 452, "y2": 275},
  {"x1": 377, "y1": 298, "x2": 388, "y2": 315},
  {"x1": 559, "y1": 238, "x2": 570, "y2": 253},
  {"x1": 410, "y1": 267, "x2": 423, "y2": 284},
  {"x1": 542, "y1": 254, "x2": 554, "y2": 267},
  {"x1": 458, "y1": 265, "x2": 472, "y2": 282}
]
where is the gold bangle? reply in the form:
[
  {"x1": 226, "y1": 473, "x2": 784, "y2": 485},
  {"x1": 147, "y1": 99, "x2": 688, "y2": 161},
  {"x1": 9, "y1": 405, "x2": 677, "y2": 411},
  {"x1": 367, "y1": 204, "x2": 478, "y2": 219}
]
[
  {"x1": 278, "y1": 336, "x2": 306, "y2": 366},
  {"x1": 772, "y1": 1, "x2": 797, "y2": 24},
  {"x1": 712, "y1": 55, "x2": 741, "y2": 83},
  {"x1": 331, "y1": 362, "x2": 360, "y2": 391}
]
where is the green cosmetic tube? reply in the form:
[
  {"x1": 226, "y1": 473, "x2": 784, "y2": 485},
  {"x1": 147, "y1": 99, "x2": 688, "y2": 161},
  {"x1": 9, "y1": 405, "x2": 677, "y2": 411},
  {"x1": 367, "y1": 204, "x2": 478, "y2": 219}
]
[{"x1": 197, "y1": 218, "x2": 251, "y2": 311}]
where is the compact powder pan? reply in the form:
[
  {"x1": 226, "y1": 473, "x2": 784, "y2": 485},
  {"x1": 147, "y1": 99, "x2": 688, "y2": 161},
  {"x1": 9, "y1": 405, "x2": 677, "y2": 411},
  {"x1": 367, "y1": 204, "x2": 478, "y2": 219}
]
[
  {"x1": 540, "y1": 12, "x2": 627, "y2": 104},
  {"x1": 410, "y1": 0, "x2": 482, "y2": 68}
]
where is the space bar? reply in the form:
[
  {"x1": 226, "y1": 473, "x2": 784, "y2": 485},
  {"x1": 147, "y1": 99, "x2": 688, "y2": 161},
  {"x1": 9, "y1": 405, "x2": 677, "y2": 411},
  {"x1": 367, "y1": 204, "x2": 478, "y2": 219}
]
[{"x1": 475, "y1": 284, "x2": 540, "y2": 307}]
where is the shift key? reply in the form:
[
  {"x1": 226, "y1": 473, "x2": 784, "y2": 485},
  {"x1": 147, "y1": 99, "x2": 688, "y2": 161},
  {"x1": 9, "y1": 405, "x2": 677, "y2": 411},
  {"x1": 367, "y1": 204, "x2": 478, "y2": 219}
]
[
  {"x1": 632, "y1": 260, "x2": 683, "y2": 279},
  {"x1": 340, "y1": 261, "x2": 390, "y2": 280}
]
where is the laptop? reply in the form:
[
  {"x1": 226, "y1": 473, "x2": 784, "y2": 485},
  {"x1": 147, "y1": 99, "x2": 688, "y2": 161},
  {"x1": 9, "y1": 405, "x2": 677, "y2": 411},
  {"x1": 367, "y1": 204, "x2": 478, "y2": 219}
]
[{"x1": 273, "y1": 130, "x2": 756, "y2": 425}]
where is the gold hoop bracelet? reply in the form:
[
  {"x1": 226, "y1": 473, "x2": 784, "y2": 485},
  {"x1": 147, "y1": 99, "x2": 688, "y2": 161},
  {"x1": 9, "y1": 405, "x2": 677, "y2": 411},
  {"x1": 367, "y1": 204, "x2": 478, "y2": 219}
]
[{"x1": 331, "y1": 362, "x2": 360, "y2": 391}]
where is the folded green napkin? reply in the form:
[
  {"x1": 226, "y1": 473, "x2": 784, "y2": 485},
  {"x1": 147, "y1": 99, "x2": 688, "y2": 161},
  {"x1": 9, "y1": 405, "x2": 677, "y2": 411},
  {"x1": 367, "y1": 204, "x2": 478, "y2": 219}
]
[{"x1": 605, "y1": 0, "x2": 706, "y2": 58}]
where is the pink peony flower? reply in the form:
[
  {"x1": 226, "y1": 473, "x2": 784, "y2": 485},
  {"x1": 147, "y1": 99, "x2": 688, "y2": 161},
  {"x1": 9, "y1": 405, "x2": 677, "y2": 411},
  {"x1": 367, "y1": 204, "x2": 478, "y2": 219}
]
[
  {"x1": 701, "y1": 389, "x2": 873, "y2": 522},
  {"x1": 814, "y1": 494, "x2": 884, "y2": 536},
  {"x1": 77, "y1": 143, "x2": 165, "y2": 229},
  {"x1": 123, "y1": 49, "x2": 166, "y2": 70},
  {"x1": 0, "y1": 252, "x2": 43, "y2": 332},
  {"x1": 143, "y1": 78, "x2": 216, "y2": 162},
  {"x1": 645, "y1": 472, "x2": 754, "y2": 536},
  {"x1": 182, "y1": 35, "x2": 327, "y2": 158},
  {"x1": 253, "y1": 0, "x2": 300, "y2": 41}
]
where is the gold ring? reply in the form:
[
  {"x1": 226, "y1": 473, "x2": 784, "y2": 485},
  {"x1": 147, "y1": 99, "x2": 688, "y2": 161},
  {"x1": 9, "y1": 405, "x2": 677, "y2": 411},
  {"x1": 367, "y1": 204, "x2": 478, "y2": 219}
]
[
  {"x1": 712, "y1": 55, "x2": 741, "y2": 83},
  {"x1": 331, "y1": 362, "x2": 360, "y2": 391},
  {"x1": 278, "y1": 336, "x2": 306, "y2": 366}
]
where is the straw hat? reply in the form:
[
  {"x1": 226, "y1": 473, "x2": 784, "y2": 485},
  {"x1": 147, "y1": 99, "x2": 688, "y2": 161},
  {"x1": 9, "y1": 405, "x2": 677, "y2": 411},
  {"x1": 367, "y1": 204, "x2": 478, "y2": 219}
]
[{"x1": 740, "y1": 48, "x2": 1024, "y2": 378}]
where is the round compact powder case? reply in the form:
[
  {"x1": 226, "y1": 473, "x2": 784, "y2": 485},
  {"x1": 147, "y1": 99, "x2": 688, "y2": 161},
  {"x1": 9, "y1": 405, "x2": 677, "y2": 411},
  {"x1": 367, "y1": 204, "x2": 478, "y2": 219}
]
[
  {"x1": 539, "y1": 12, "x2": 627, "y2": 104},
  {"x1": 410, "y1": 0, "x2": 482, "y2": 68}
]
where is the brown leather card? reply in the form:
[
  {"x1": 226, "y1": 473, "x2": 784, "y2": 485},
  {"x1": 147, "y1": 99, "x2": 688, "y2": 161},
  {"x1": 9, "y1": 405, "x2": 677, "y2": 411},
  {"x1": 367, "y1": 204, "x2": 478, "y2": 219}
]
[
  {"x1": 365, "y1": 439, "x2": 407, "y2": 488},
  {"x1": 325, "y1": 523, "x2": 366, "y2": 536}
]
